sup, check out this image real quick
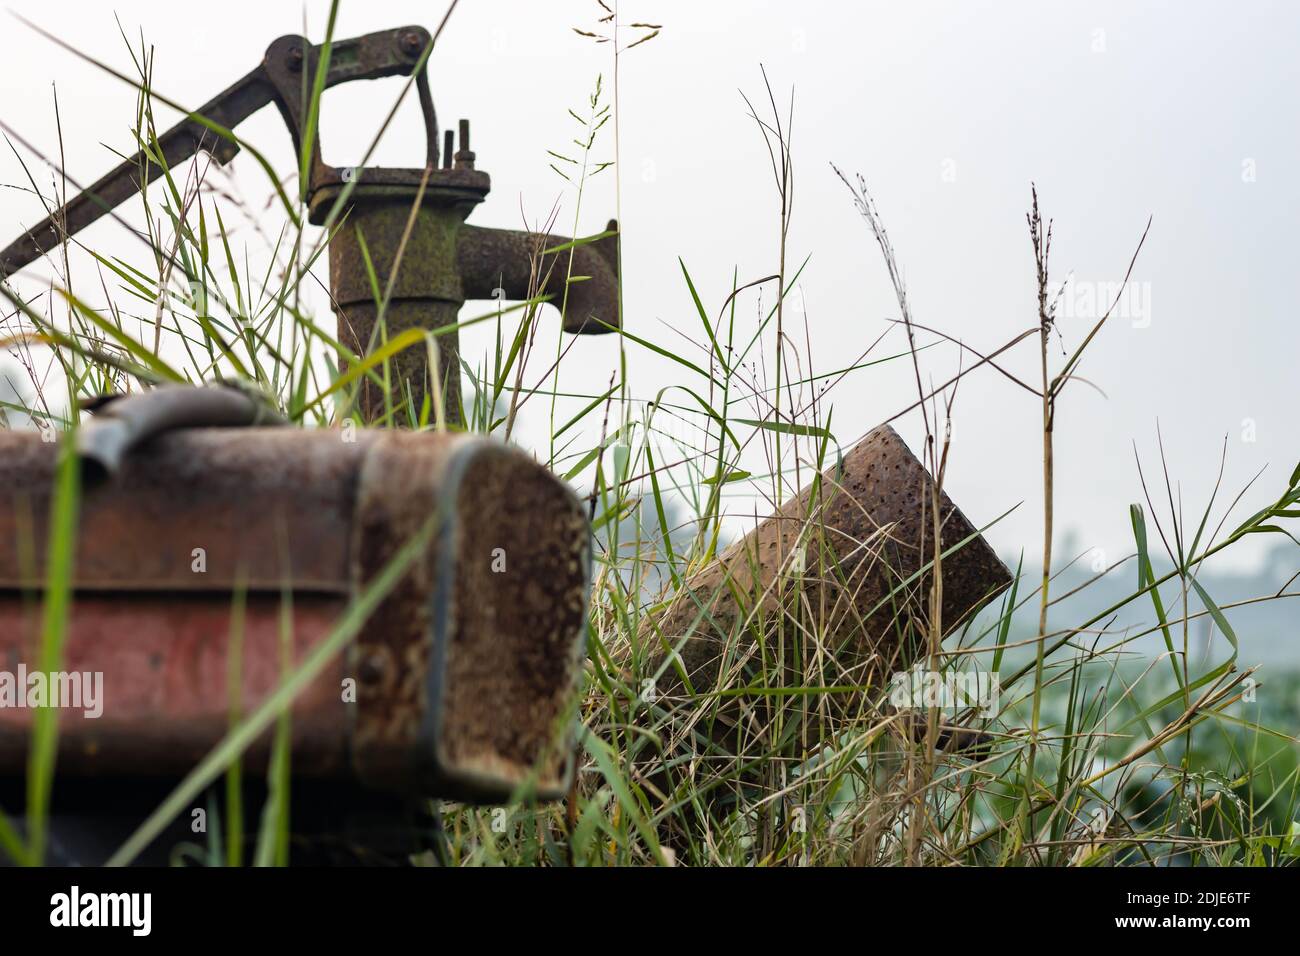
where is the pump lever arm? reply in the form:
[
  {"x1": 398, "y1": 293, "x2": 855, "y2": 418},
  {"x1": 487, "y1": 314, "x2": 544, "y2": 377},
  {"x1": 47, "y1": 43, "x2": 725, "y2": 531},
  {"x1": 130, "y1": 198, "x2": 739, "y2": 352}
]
[
  {"x1": 0, "y1": 66, "x2": 274, "y2": 280},
  {"x1": 0, "y1": 25, "x2": 436, "y2": 281}
]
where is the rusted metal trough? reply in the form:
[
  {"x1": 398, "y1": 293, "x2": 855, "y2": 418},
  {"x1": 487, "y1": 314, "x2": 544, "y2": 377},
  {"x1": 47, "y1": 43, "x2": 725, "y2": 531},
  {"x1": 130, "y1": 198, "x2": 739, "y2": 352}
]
[
  {"x1": 0, "y1": 25, "x2": 620, "y2": 422},
  {"x1": 0, "y1": 387, "x2": 592, "y2": 805}
]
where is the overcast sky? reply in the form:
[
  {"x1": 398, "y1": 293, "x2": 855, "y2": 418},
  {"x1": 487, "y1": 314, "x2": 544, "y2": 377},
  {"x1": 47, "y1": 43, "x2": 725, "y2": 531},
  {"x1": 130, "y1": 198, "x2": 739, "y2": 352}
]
[{"x1": 1, "y1": 0, "x2": 1296, "y2": 574}]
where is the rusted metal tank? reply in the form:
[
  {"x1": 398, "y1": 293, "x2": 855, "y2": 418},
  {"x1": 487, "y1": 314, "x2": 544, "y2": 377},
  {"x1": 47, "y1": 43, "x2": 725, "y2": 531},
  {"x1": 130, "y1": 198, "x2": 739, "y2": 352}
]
[{"x1": 0, "y1": 387, "x2": 592, "y2": 803}]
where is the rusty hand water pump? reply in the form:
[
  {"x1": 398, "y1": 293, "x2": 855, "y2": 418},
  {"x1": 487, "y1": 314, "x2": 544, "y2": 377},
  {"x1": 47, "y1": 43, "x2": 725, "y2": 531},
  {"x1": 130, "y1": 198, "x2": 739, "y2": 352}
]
[
  {"x1": 0, "y1": 24, "x2": 621, "y2": 422},
  {"x1": 0, "y1": 25, "x2": 614, "y2": 862}
]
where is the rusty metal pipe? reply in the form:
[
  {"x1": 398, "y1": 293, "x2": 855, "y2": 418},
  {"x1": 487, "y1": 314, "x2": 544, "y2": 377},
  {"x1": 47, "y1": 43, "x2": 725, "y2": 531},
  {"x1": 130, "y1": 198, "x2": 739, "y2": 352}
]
[
  {"x1": 458, "y1": 221, "x2": 621, "y2": 334},
  {"x1": 639, "y1": 424, "x2": 1012, "y2": 746}
]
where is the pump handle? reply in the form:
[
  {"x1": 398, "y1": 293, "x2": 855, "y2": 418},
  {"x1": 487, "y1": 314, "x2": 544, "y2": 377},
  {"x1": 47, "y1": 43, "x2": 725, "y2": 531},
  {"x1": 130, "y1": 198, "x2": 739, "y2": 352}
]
[{"x1": 0, "y1": 26, "x2": 439, "y2": 280}]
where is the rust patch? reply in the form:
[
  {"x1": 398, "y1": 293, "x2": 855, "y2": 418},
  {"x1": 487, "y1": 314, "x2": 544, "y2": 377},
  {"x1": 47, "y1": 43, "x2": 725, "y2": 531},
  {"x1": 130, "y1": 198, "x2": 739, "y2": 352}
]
[
  {"x1": 439, "y1": 445, "x2": 590, "y2": 797},
  {"x1": 0, "y1": 429, "x2": 371, "y2": 592},
  {"x1": 348, "y1": 433, "x2": 591, "y2": 800},
  {"x1": 0, "y1": 593, "x2": 349, "y2": 776},
  {"x1": 348, "y1": 431, "x2": 450, "y2": 783}
]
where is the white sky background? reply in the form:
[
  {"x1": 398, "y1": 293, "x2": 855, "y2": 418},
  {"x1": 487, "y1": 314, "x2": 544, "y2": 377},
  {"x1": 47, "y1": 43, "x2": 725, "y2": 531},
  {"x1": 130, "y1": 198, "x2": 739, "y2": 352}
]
[{"x1": 0, "y1": 0, "x2": 1296, "y2": 573}]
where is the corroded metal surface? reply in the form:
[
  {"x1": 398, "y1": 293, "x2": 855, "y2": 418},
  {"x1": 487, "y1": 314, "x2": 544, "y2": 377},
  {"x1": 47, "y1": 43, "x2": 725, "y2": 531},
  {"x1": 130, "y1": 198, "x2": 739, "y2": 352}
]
[
  {"x1": 348, "y1": 432, "x2": 591, "y2": 798},
  {"x1": 336, "y1": 299, "x2": 466, "y2": 425},
  {"x1": 0, "y1": 429, "x2": 367, "y2": 593},
  {"x1": 0, "y1": 422, "x2": 592, "y2": 802},
  {"x1": 641, "y1": 424, "x2": 1012, "y2": 730},
  {"x1": 436, "y1": 444, "x2": 591, "y2": 797},
  {"x1": 0, "y1": 594, "x2": 350, "y2": 775},
  {"x1": 327, "y1": 185, "x2": 478, "y2": 422},
  {"x1": 459, "y1": 222, "x2": 621, "y2": 335}
]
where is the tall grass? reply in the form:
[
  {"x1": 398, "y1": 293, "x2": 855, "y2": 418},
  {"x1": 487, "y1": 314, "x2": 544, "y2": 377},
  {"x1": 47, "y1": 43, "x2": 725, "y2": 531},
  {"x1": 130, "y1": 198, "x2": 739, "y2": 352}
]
[{"x1": 0, "y1": 3, "x2": 1296, "y2": 866}]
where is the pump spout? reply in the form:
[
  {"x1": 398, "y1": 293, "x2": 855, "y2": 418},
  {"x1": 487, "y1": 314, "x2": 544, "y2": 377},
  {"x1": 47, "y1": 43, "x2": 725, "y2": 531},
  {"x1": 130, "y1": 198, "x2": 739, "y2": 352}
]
[{"x1": 457, "y1": 220, "x2": 620, "y2": 334}]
